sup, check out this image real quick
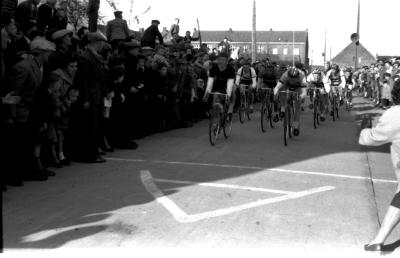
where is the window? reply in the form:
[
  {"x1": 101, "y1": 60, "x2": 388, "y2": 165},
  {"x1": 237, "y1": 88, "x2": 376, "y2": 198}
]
[
  {"x1": 272, "y1": 48, "x2": 278, "y2": 55},
  {"x1": 294, "y1": 48, "x2": 300, "y2": 55},
  {"x1": 257, "y1": 45, "x2": 265, "y2": 53},
  {"x1": 283, "y1": 48, "x2": 288, "y2": 55}
]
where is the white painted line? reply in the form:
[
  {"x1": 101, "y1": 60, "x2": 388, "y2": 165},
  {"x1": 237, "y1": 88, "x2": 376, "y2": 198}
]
[
  {"x1": 140, "y1": 170, "x2": 335, "y2": 223},
  {"x1": 154, "y1": 178, "x2": 294, "y2": 195},
  {"x1": 108, "y1": 157, "x2": 398, "y2": 184}
]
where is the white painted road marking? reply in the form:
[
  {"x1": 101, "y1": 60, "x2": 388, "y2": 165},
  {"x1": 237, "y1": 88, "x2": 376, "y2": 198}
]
[
  {"x1": 154, "y1": 178, "x2": 294, "y2": 195},
  {"x1": 108, "y1": 157, "x2": 398, "y2": 184},
  {"x1": 140, "y1": 170, "x2": 335, "y2": 223}
]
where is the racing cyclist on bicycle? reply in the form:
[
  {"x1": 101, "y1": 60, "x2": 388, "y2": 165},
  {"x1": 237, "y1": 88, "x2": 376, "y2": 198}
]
[
  {"x1": 307, "y1": 69, "x2": 329, "y2": 121},
  {"x1": 235, "y1": 58, "x2": 257, "y2": 112},
  {"x1": 258, "y1": 62, "x2": 279, "y2": 122},
  {"x1": 273, "y1": 67, "x2": 308, "y2": 136},
  {"x1": 343, "y1": 67, "x2": 354, "y2": 108},
  {"x1": 324, "y1": 63, "x2": 346, "y2": 111},
  {"x1": 204, "y1": 53, "x2": 235, "y2": 121}
]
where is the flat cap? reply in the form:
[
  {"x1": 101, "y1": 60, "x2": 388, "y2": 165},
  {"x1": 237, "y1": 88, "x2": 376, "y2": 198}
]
[
  {"x1": 151, "y1": 20, "x2": 160, "y2": 24},
  {"x1": 30, "y1": 37, "x2": 56, "y2": 52},
  {"x1": 51, "y1": 29, "x2": 73, "y2": 40},
  {"x1": 87, "y1": 32, "x2": 107, "y2": 43}
]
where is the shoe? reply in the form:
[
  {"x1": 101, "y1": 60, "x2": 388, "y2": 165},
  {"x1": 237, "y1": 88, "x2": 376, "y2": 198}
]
[
  {"x1": 293, "y1": 128, "x2": 300, "y2": 136},
  {"x1": 226, "y1": 113, "x2": 232, "y2": 122},
  {"x1": 5, "y1": 179, "x2": 23, "y2": 187},
  {"x1": 23, "y1": 173, "x2": 48, "y2": 181},
  {"x1": 60, "y1": 159, "x2": 71, "y2": 166},
  {"x1": 98, "y1": 150, "x2": 106, "y2": 156},
  {"x1": 50, "y1": 162, "x2": 62, "y2": 168},
  {"x1": 40, "y1": 168, "x2": 56, "y2": 176},
  {"x1": 320, "y1": 116, "x2": 325, "y2": 122},
  {"x1": 364, "y1": 243, "x2": 382, "y2": 252},
  {"x1": 88, "y1": 156, "x2": 107, "y2": 163},
  {"x1": 340, "y1": 99, "x2": 344, "y2": 106}
]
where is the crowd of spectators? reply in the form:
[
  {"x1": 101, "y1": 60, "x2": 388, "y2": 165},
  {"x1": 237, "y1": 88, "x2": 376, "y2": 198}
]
[{"x1": 0, "y1": 0, "x2": 229, "y2": 191}]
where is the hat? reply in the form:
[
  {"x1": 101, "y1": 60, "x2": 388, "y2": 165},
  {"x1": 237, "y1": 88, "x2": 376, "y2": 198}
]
[
  {"x1": 141, "y1": 46, "x2": 154, "y2": 51},
  {"x1": 114, "y1": 10, "x2": 123, "y2": 15},
  {"x1": 51, "y1": 29, "x2": 73, "y2": 40},
  {"x1": 87, "y1": 32, "x2": 106, "y2": 43},
  {"x1": 30, "y1": 37, "x2": 56, "y2": 52},
  {"x1": 151, "y1": 20, "x2": 160, "y2": 24},
  {"x1": 124, "y1": 41, "x2": 141, "y2": 49}
]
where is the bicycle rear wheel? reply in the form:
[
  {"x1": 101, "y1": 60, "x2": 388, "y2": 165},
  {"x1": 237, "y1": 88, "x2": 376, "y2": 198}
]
[
  {"x1": 209, "y1": 106, "x2": 221, "y2": 146},
  {"x1": 283, "y1": 110, "x2": 288, "y2": 146},
  {"x1": 223, "y1": 113, "x2": 232, "y2": 139},
  {"x1": 313, "y1": 98, "x2": 318, "y2": 129},
  {"x1": 268, "y1": 102, "x2": 274, "y2": 128},
  {"x1": 261, "y1": 103, "x2": 267, "y2": 133},
  {"x1": 239, "y1": 93, "x2": 246, "y2": 124},
  {"x1": 335, "y1": 97, "x2": 339, "y2": 119},
  {"x1": 331, "y1": 95, "x2": 336, "y2": 121}
]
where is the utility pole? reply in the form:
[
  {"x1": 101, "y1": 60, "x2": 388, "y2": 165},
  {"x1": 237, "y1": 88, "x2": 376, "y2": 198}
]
[
  {"x1": 292, "y1": 31, "x2": 295, "y2": 67},
  {"x1": 323, "y1": 29, "x2": 327, "y2": 63},
  {"x1": 355, "y1": 0, "x2": 360, "y2": 69},
  {"x1": 251, "y1": 0, "x2": 256, "y2": 62}
]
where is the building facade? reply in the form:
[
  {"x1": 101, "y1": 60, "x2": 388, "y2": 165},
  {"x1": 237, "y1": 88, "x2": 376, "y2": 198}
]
[
  {"x1": 196, "y1": 29, "x2": 309, "y2": 67},
  {"x1": 1, "y1": 0, "x2": 18, "y2": 17},
  {"x1": 331, "y1": 42, "x2": 376, "y2": 68}
]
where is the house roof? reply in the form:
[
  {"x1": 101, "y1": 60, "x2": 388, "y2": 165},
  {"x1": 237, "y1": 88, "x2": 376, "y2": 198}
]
[
  {"x1": 332, "y1": 42, "x2": 376, "y2": 67},
  {"x1": 200, "y1": 30, "x2": 308, "y2": 43}
]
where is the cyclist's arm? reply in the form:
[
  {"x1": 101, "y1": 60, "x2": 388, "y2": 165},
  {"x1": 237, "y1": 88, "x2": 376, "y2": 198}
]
[
  {"x1": 273, "y1": 81, "x2": 284, "y2": 96},
  {"x1": 235, "y1": 67, "x2": 242, "y2": 86},
  {"x1": 205, "y1": 77, "x2": 214, "y2": 94},
  {"x1": 251, "y1": 67, "x2": 257, "y2": 89},
  {"x1": 227, "y1": 79, "x2": 234, "y2": 97}
]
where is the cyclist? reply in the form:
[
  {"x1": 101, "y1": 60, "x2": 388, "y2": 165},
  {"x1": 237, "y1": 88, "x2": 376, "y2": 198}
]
[
  {"x1": 204, "y1": 53, "x2": 235, "y2": 121},
  {"x1": 273, "y1": 67, "x2": 308, "y2": 136},
  {"x1": 258, "y1": 62, "x2": 279, "y2": 121},
  {"x1": 343, "y1": 67, "x2": 354, "y2": 108},
  {"x1": 235, "y1": 58, "x2": 257, "y2": 112},
  {"x1": 307, "y1": 69, "x2": 328, "y2": 121},
  {"x1": 324, "y1": 63, "x2": 346, "y2": 108}
]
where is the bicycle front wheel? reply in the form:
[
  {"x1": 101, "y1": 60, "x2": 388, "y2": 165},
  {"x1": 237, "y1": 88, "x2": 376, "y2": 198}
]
[
  {"x1": 331, "y1": 95, "x2": 336, "y2": 121},
  {"x1": 313, "y1": 99, "x2": 318, "y2": 129},
  {"x1": 223, "y1": 114, "x2": 232, "y2": 139},
  {"x1": 261, "y1": 103, "x2": 267, "y2": 133},
  {"x1": 209, "y1": 107, "x2": 221, "y2": 146},
  {"x1": 239, "y1": 93, "x2": 246, "y2": 124}
]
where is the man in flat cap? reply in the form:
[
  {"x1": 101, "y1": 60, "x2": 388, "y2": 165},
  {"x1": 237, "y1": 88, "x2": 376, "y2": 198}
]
[
  {"x1": 141, "y1": 20, "x2": 163, "y2": 49},
  {"x1": 71, "y1": 32, "x2": 110, "y2": 163},
  {"x1": 106, "y1": 10, "x2": 130, "y2": 51},
  {"x1": 6, "y1": 37, "x2": 56, "y2": 181},
  {"x1": 45, "y1": 29, "x2": 73, "y2": 72}
]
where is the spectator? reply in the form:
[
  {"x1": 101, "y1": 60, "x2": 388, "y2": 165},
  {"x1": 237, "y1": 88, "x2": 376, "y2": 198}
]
[
  {"x1": 16, "y1": 0, "x2": 41, "y2": 26},
  {"x1": 1, "y1": 14, "x2": 20, "y2": 80},
  {"x1": 183, "y1": 30, "x2": 200, "y2": 45},
  {"x1": 106, "y1": 11, "x2": 130, "y2": 50},
  {"x1": 38, "y1": 0, "x2": 57, "y2": 32},
  {"x1": 7, "y1": 37, "x2": 56, "y2": 181},
  {"x1": 71, "y1": 32, "x2": 110, "y2": 163},
  {"x1": 141, "y1": 20, "x2": 163, "y2": 49},
  {"x1": 52, "y1": 52, "x2": 79, "y2": 166},
  {"x1": 361, "y1": 80, "x2": 400, "y2": 252},
  {"x1": 218, "y1": 37, "x2": 231, "y2": 57},
  {"x1": 47, "y1": 29, "x2": 73, "y2": 72},
  {"x1": 87, "y1": 0, "x2": 100, "y2": 32},
  {"x1": 48, "y1": 8, "x2": 68, "y2": 31},
  {"x1": 170, "y1": 18, "x2": 180, "y2": 39}
]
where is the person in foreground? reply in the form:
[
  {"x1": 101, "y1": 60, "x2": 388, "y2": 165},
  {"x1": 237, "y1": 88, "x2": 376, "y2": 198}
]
[{"x1": 359, "y1": 80, "x2": 400, "y2": 252}]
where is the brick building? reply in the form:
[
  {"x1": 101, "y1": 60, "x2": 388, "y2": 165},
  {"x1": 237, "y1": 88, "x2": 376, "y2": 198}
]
[
  {"x1": 331, "y1": 42, "x2": 376, "y2": 68},
  {"x1": 1, "y1": 0, "x2": 18, "y2": 17},
  {"x1": 196, "y1": 29, "x2": 309, "y2": 67}
]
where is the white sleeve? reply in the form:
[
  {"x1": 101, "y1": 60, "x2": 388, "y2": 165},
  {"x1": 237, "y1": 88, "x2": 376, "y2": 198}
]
[
  {"x1": 206, "y1": 77, "x2": 214, "y2": 93},
  {"x1": 235, "y1": 67, "x2": 242, "y2": 86},
  {"x1": 227, "y1": 79, "x2": 234, "y2": 97},
  {"x1": 359, "y1": 108, "x2": 400, "y2": 146},
  {"x1": 251, "y1": 68, "x2": 257, "y2": 88}
]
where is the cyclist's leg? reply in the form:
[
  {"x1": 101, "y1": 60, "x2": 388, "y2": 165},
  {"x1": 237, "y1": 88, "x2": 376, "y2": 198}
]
[{"x1": 293, "y1": 87, "x2": 305, "y2": 130}]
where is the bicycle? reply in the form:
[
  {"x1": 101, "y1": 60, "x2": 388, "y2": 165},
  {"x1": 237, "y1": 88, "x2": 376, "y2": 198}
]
[
  {"x1": 279, "y1": 89, "x2": 299, "y2": 146},
  {"x1": 259, "y1": 87, "x2": 274, "y2": 132},
  {"x1": 330, "y1": 86, "x2": 340, "y2": 121},
  {"x1": 238, "y1": 84, "x2": 252, "y2": 123},
  {"x1": 344, "y1": 84, "x2": 353, "y2": 111},
  {"x1": 207, "y1": 92, "x2": 232, "y2": 146},
  {"x1": 309, "y1": 87, "x2": 322, "y2": 129}
]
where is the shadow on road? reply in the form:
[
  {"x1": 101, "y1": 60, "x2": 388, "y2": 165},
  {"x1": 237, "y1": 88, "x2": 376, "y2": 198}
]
[{"x1": 3, "y1": 95, "x2": 392, "y2": 249}]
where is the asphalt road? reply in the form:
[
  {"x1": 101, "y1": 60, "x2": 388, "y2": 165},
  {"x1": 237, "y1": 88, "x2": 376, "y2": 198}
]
[{"x1": 2, "y1": 95, "x2": 399, "y2": 257}]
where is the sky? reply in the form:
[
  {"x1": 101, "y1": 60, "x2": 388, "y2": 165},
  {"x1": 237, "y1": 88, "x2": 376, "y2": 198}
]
[{"x1": 85, "y1": 0, "x2": 399, "y2": 65}]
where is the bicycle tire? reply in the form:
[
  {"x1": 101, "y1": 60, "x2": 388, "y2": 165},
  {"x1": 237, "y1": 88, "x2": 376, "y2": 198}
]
[
  {"x1": 208, "y1": 106, "x2": 221, "y2": 146},
  {"x1": 313, "y1": 98, "x2": 318, "y2": 129},
  {"x1": 239, "y1": 93, "x2": 246, "y2": 124},
  {"x1": 223, "y1": 113, "x2": 232, "y2": 139},
  {"x1": 246, "y1": 92, "x2": 251, "y2": 121},
  {"x1": 288, "y1": 105, "x2": 293, "y2": 139},
  {"x1": 283, "y1": 110, "x2": 288, "y2": 146},
  {"x1": 335, "y1": 98, "x2": 339, "y2": 119},
  {"x1": 268, "y1": 102, "x2": 274, "y2": 128},
  {"x1": 261, "y1": 103, "x2": 267, "y2": 133},
  {"x1": 331, "y1": 95, "x2": 336, "y2": 121}
]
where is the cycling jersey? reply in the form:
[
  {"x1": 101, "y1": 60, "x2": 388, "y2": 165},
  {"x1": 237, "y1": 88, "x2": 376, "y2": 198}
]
[
  {"x1": 306, "y1": 74, "x2": 325, "y2": 88},
  {"x1": 325, "y1": 69, "x2": 345, "y2": 87},
  {"x1": 235, "y1": 66, "x2": 257, "y2": 87},
  {"x1": 259, "y1": 65, "x2": 278, "y2": 88},
  {"x1": 209, "y1": 64, "x2": 236, "y2": 94},
  {"x1": 279, "y1": 70, "x2": 307, "y2": 89}
]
